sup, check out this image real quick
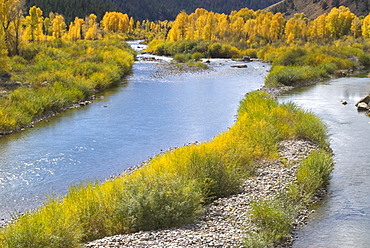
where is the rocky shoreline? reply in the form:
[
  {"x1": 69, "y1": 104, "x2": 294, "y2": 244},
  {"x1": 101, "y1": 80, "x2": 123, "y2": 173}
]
[{"x1": 85, "y1": 139, "x2": 320, "y2": 248}]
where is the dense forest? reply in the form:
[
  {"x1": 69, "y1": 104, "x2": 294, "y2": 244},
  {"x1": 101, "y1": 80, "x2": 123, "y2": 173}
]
[{"x1": 26, "y1": 0, "x2": 282, "y2": 22}]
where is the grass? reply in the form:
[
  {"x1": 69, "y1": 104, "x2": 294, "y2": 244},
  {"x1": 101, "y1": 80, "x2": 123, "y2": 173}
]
[{"x1": 0, "y1": 91, "x2": 331, "y2": 247}]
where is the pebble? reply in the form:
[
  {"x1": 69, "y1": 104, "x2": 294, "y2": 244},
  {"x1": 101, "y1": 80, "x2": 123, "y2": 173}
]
[{"x1": 85, "y1": 139, "x2": 318, "y2": 248}]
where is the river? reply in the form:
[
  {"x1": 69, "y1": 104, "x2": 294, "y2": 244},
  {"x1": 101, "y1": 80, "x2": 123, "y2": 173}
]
[
  {"x1": 0, "y1": 41, "x2": 269, "y2": 223},
  {"x1": 279, "y1": 72, "x2": 370, "y2": 248}
]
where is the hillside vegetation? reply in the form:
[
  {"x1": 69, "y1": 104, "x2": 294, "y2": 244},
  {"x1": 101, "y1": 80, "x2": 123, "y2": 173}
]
[{"x1": 267, "y1": 0, "x2": 370, "y2": 19}]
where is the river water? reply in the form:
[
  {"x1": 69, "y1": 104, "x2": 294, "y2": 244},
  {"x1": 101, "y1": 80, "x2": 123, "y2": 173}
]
[
  {"x1": 0, "y1": 43, "x2": 269, "y2": 222},
  {"x1": 279, "y1": 73, "x2": 370, "y2": 248}
]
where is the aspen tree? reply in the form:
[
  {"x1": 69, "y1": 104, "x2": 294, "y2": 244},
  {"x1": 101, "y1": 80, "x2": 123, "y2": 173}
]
[
  {"x1": 102, "y1": 12, "x2": 130, "y2": 33},
  {"x1": 268, "y1": 13, "x2": 285, "y2": 41},
  {"x1": 284, "y1": 13, "x2": 308, "y2": 43},
  {"x1": 326, "y1": 6, "x2": 355, "y2": 38},
  {"x1": 307, "y1": 14, "x2": 328, "y2": 41},
  {"x1": 85, "y1": 14, "x2": 100, "y2": 40},
  {"x1": 244, "y1": 18, "x2": 257, "y2": 43},
  {"x1": 216, "y1": 14, "x2": 230, "y2": 41},
  {"x1": 351, "y1": 16, "x2": 362, "y2": 38},
  {"x1": 27, "y1": 6, "x2": 44, "y2": 41},
  {"x1": 129, "y1": 17, "x2": 135, "y2": 32},
  {"x1": 67, "y1": 17, "x2": 84, "y2": 41},
  {"x1": 52, "y1": 14, "x2": 66, "y2": 39},
  {"x1": 0, "y1": 28, "x2": 9, "y2": 72},
  {"x1": 167, "y1": 11, "x2": 188, "y2": 41},
  {"x1": 362, "y1": 14, "x2": 370, "y2": 38},
  {"x1": 231, "y1": 16, "x2": 245, "y2": 42},
  {"x1": 0, "y1": 0, "x2": 24, "y2": 54}
]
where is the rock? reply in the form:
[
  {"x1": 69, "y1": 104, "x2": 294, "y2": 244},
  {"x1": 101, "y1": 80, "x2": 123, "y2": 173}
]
[
  {"x1": 79, "y1": 100, "x2": 92, "y2": 107},
  {"x1": 357, "y1": 102, "x2": 370, "y2": 111},
  {"x1": 0, "y1": 72, "x2": 11, "y2": 79},
  {"x1": 355, "y1": 95, "x2": 370, "y2": 107},
  {"x1": 242, "y1": 56, "x2": 251, "y2": 62},
  {"x1": 230, "y1": 64, "x2": 248, "y2": 68},
  {"x1": 340, "y1": 100, "x2": 347, "y2": 105}
]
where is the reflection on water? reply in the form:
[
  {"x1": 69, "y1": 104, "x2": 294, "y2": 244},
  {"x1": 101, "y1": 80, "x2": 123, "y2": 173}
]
[
  {"x1": 0, "y1": 53, "x2": 269, "y2": 222},
  {"x1": 279, "y1": 77, "x2": 370, "y2": 247}
]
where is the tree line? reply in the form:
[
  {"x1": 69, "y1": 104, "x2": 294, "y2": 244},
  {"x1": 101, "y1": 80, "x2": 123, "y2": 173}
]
[
  {"x1": 166, "y1": 6, "x2": 370, "y2": 47},
  {"x1": 26, "y1": 0, "x2": 282, "y2": 22},
  {"x1": 2, "y1": 1, "x2": 370, "y2": 66}
]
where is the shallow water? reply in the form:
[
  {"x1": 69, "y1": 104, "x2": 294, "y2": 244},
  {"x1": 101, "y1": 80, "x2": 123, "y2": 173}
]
[
  {"x1": 0, "y1": 45, "x2": 269, "y2": 222},
  {"x1": 279, "y1": 75, "x2": 370, "y2": 248}
]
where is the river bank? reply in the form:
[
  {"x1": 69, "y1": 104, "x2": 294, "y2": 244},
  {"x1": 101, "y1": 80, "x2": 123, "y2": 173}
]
[{"x1": 85, "y1": 139, "x2": 320, "y2": 248}]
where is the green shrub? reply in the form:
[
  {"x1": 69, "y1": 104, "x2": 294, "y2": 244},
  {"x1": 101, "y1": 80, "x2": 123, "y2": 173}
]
[
  {"x1": 173, "y1": 53, "x2": 191, "y2": 63},
  {"x1": 265, "y1": 65, "x2": 318, "y2": 87},
  {"x1": 191, "y1": 52, "x2": 203, "y2": 61},
  {"x1": 297, "y1": 149, "x2": 334, "y2": 198},
  {"x1": 292, "y1": 109, "x2": 329, "y2": 149},
  {"x1": 246, "y1": 197, "x2": 296, "y2": 247},
  {"x1": 273, "y1": 48, "x2": 307, "y2": 66}
]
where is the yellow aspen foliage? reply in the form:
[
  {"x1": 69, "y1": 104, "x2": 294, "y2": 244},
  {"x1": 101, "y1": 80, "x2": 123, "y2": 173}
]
[
  {"x1": 230, "y1": 7, "x2": 256, "y2": 22},
  {"x1": 268, "y1": 13, "x2": 285, "y2": 41},
  {"x1": 194, "y1": 14, "x2": 207, "y2": 40},
  {"x1": 43, "y1": 17, "x2": 52, "y2": 36},
  {"x1": 284, "y1": 13, "x2": 308, "y2": 43},
  {"x1": 129, "y1": 17, "x2": 135, "y2": 32},
  {"x1": 0, "y1": 28, "x2": 10, "y2": 72},
  {"x1": 351, "y1": 16, "x2": 363, "y2": 38},
  {"x1": 194, "y1": 8, "x2": 208, "y2": 18},
  {"x1": 24, "y1": 6, "x2": 44, "y2": 41},
  {"x1": 362, "y1": 14, "x2": 370, "y2": 38},
  {"x1": 203, "y1": 12, "x2": 217, "y2": 41},
  {"x1": 167, "y1": 11, "x2": 188, "y2": 41},
  {"x1": 216, "y1": 14, "x2": 230, "y2": 40},
  {"x1": 85, "y1": 14, "x2": 100, "y2": 40},
  {"x1": 307, "y1": 14, "x2": 329, "y2": 41},
  {"x1": 0, "y1": 0, "x2": 23, "y2": 54},
  {"x1": 101, "y1": 12, "x2": 130, "y2": 33},
  {"x1": 66, "y1": 17, "x2": 84, "y2": 41},
  {"x1": 231, "y1": 16, "x2": 245, "y2": 41},
  {"x1": 52, "y1": 14, "x2": 66, "y2": 39},
  {"x1": 326, "y1": 6, "x2": 355, "y2": 38}
]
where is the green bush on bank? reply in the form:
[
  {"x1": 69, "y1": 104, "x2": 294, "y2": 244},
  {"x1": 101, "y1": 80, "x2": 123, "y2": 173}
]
[
  {"x1": 0, "y1": 91, "x2": 330, "y2": 247},
  {"x1": 147, "y1": 39, "x2": 242, "y2": 59},
  {"x1": 0, "y1": 36, "x2": 135, "y2": 133},
  {"x1": 262, "y1": 44, "x2": 365, "y2": 87},
  {"x1": 297, "y1": 149, "x2": 334, "y2": 199}
]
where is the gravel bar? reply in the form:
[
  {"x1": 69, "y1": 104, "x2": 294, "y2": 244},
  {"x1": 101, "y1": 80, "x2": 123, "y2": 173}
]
[{"x1": 85, "y1": 139, "x2": 318, "y2": 248}]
